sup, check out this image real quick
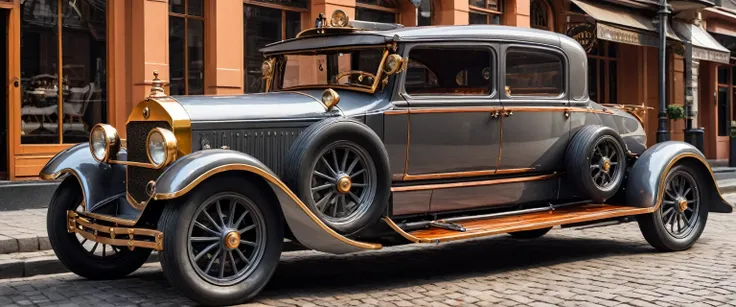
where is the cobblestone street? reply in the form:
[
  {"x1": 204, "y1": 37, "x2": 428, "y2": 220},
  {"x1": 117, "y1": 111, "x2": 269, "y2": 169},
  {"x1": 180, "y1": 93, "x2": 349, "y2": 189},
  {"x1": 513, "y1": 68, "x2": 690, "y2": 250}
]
[{"x1": 0, "y1": 213, "x2": 734, "y2": 307}]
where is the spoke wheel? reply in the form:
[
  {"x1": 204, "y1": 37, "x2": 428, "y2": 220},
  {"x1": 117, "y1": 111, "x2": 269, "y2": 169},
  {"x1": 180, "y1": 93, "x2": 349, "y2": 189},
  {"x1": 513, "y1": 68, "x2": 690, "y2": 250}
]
[
  {"x1": 589, "y1": 136, "x2": 623, "y2": 191},
  {"x1": 187, "y1": 193, "x2": 267, "y2": 286},
  {"x1": 72, "y1": 204, "x2": 123, "y2": 259},
  {"x1": 309, "y1": 141, "x2": 377, "y2": 225},
  {"x1": 659, "y1": 170, "x2": 700, "y2": 239}
]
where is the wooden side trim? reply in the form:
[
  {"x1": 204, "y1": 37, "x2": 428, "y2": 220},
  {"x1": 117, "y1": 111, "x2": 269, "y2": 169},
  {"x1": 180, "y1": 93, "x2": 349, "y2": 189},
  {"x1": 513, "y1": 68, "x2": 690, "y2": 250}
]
[{"x1": 391, "y1": 172, "x2": 558, "y2": 192}]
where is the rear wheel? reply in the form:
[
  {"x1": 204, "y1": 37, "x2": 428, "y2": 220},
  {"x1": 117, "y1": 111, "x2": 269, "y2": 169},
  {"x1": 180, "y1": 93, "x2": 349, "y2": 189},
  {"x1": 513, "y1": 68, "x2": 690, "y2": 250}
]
[
  {"x1": 565, "y1": 126, "x2": 627, "y2": 203},
  {"x1": 637, "y1": 164, "x2": 708, "y2": 252},
  {"x1": 47, "y1": 178, "x2": 151, "y2": 280},
  {"x1": 158, "y1": 176, "x2": 283, "y2": 306},
  {"x1": 508, "y1": 227, "x2": 552, "y2": 239}
]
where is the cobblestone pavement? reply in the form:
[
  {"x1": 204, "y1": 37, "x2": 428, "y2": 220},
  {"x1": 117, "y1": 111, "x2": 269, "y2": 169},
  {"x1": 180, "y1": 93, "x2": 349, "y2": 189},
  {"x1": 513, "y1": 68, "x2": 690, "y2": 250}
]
[
  {"x1": 0, "y1": 209, "x2": 48, "y2": 254},
  {"x1": 0, "y1": 213, "x2": 735, "y2": 307}
]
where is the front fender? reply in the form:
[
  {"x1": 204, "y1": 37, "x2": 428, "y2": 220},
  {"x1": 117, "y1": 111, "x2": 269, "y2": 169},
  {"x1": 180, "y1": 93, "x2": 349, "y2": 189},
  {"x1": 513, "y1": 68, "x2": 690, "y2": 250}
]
[
  {"x1": 39, "y1": 143, "x2": 126, "y2": 212},
  {"x1": 626, "y1": 141, "x2": 733, "y2": 213},
  {"x1": 153, "y1": 149, "x2": 382, "y2": 254}
]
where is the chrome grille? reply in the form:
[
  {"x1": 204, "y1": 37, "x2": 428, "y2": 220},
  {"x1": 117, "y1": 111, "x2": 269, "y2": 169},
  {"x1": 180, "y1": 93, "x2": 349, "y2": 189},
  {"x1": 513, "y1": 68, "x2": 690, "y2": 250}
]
[{"x1": 126, "y1": 121, "x2": 171, "y2": 203}]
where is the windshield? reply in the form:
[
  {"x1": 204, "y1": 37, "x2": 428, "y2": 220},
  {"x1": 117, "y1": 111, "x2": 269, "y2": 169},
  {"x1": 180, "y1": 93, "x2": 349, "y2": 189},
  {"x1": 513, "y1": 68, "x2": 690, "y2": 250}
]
[{"x1": 274, "y1": 47, "x2": 388, "y2": 93}]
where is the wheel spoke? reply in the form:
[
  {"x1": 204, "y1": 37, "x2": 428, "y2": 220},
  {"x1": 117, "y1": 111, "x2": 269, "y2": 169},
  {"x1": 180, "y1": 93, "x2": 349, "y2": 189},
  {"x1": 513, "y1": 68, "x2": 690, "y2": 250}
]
[
  {"x1": 346, "y1": 156, "x2": 360, "y2": 174},
  {"x1": 240, "y1": 240, "x2": 257, "y2": 247},
  {"x1": 238, "y1": 224, "x2": 256, "y2": 234},
  {"x1": 202, "y1": 210, "x2": 223, "y2": 232},
  {"x1": 664, "y1": 189, "x2": 677, "y2": 201},
  {"x1": 194, "y1": 242, "x2": 219, "y2": 261},
  {"x1": 191, "y1": 237, "x2": 220, "y2": 242},
  {"x1": 339, "y1": 196, "x2": 347, "y2": 216},
  {"x1": 683, "y1": 187, "x2": 692, "y2": 197},
  {"x1": 227, "y1": 200, "x2": 236, "y2": 228},
  {"x1": 235, "y1": 248, "x2": 250, "y2": 265},
  {"x1": 204, "y1": 249, "x2": 221, "y2": 274},
  {"x1": 662, "y1": 207, "x2": 675, "y2": 220},
  {"x1": 219, "y1": 250, "x2": 227, "y2": 278},
  {"x1": 351, "y1": 168, "x2": 365, "y2": 178},
  {"x1": 677, "y1": 177, "x2": 686, "y2": 195},
  {"x1": 348, "y1": 191, "x2": 361, "y2": 204},
  {"x1": 313, "y1": 170, "x2": 335, "y2": 182},
  {"x1": 228, "y1": 251, "x2": 239, "y2": 274},
  {"x1": 320, "y1": 157, "x2": 338, "y2": 176},
  {"x1": 681, "y1": 212, "x2": 691, "y2": 226},
  {"x1": 195, "y1": 221, "x2": 221, "y2": 236},
  {"x1": 215, "y1": 201, "x2": 227, "y2": 228},
  {"x1": 665, "y1": 211, "x2": 676, "y2": 228},
  {"x1": 311, "y1": 183, "x2": 334, "y2": 193},
  {"x1": 341, "y1": 149, "x2": 349, "y2": 172},
  {"x1": 352, "y1": 183, "x2": 367, "y2": 188},
  {"x1": 102, "y1": 245, "x2": 106, "y2": 257},
  {"x1": 685, "y1": 207, "x2": 694, "y2": 213},
  {"x1": 609, "y1": 150, "x2": 617, "y2": 159},
  {"x1": 233, "y1": 210, "x2": 249, "y2": 229},
  {"x1": 331, "y1": 149, "x2": 340, "y2": 172},
  {"x1": 331, "y1": 194, "x2": 339, "y2": 216},
  {"x1": 90, "y1": 242, "x2": 99, "y2": 254},
  {"x1": 590, "y1": 164, "x2": 600, "y2": 170},
  {"x1": 316, "y1": 192, "x2": 334, "y2": 212}
]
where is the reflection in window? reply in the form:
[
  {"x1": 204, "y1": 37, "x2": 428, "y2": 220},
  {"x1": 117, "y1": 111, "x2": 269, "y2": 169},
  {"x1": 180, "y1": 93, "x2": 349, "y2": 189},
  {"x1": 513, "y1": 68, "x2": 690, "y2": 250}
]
[
  {"x1": 278, "y1": 48, "x2": 385, "y2": 90},
  {"x1": 244, "y1": 4, "x2": 302, "y2": 93},
  {"x1": 587, "y1": 41, "x2": 618, "y2": 103},
  {"x1": 469, "y1": 0, "x2": 502, "y2": 25},
  {"x1": 356, "y1": 0, "x2": 399, "y2": 23},
  {"x1": 20, "y1": 0, "x2": 107, "y2": 144},
  {"x1": 405, "y1": 47, "x2": 491, "y2": 96},
  {"x1": 505, "y1": 48, "x2": 563, "y2": 97},
  {"x1": 169, "y1": 0, "x2": 205, "y2": 95}
]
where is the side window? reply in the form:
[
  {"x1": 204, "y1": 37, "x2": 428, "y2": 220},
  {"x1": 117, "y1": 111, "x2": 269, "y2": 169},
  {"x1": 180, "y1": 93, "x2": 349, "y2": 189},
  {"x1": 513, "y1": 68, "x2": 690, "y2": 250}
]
[
  {"x1": 505, "y1": 48, "x2": 564, "y2": 97},
  {"x1": 405, "y1": 47, "x2": 493, "y2": 96}
]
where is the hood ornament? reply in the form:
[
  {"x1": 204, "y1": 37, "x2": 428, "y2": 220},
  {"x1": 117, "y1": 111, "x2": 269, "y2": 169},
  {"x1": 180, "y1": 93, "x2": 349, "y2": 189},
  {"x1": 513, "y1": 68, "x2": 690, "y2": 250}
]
[{"x1": 149, "y1": 70, "x2": 167, "y2": 98}]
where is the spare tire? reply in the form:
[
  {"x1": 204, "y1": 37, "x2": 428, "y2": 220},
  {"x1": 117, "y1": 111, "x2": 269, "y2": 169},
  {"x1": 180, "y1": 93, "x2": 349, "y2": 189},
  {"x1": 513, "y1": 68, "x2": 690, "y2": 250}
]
[
  {"x1": 284, "y1": 117, "x2": 391, "y2": 236},
  {"x1": 565, "y1": 125, "x2": 627, "y2": 203}
]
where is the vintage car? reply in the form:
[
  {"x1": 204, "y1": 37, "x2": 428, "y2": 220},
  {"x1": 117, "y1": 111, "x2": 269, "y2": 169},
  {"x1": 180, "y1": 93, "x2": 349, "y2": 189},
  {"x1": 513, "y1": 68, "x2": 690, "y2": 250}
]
[{"x1": 40, "y1": 10, "x2": 733, "y2": 306}]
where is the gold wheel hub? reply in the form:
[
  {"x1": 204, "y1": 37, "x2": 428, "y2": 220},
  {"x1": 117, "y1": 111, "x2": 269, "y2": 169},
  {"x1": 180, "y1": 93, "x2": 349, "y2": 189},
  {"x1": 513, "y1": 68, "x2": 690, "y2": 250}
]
[
  {"x1": 602, "y1": 159, "x2": 611, "y2": 172},
  {"x1": 336, "y1": 176, "x2": 352, "y2": 194},
  {"x1": 224, "y1": 231, "x2": 240, "y2": 249},
  {"x1": 678, "y1": 198, "x2": 688, "y2": 212}
]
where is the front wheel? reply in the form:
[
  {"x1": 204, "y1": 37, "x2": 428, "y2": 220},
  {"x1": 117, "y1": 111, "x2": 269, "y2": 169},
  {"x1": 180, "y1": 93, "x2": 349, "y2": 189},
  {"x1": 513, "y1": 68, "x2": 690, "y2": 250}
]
[
  {"x1": 47, "y1": 179, "x2": 151, "y2": 280},
  {"x1": 637, "y1": 164, "x2": 709, "y2": 252},
  {"x1": 158, "y1": 176, "x2": 283, "y2": 306}
]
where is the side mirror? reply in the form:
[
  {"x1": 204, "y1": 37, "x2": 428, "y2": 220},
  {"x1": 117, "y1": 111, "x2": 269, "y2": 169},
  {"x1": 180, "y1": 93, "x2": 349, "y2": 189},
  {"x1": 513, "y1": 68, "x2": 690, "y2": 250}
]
[
  {"x1": 383, "y1": 54, "x2": 405, "y2": 76},
  {"x1": 322, "y1": 88, "x2": 340, "y2": 111}
]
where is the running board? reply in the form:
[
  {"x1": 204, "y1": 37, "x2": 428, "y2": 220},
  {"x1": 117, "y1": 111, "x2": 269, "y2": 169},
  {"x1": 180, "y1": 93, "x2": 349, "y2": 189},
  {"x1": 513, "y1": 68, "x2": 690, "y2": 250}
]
[{"x1": 384, "y1": 204, "x2": 654, "y2": 244}]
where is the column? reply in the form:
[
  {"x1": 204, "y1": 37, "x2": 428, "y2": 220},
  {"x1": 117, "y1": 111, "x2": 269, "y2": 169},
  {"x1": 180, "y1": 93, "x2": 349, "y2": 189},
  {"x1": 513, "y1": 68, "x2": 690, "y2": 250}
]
[
  {"x1": 504, "y1": 0, "x2": 530, "y2": 28},
  {"x1": 205, "y1": 0, "x2": 244, "y2": 95},
  {"x1": 130, "y1": 0, "x2": 169, "y2": 127},
  {"x1": 436, "y1": 0, "x2": 468, "y2": 25}
]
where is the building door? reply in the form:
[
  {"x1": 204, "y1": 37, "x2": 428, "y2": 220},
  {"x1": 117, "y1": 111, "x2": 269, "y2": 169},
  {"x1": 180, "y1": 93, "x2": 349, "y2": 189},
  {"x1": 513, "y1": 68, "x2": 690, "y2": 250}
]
[
  {"x1": 0, "y1": 8, "x2": 8, "y2": 179},
  {"x1": 716, "y1": 66, "x2": 734, "y2": 160}
]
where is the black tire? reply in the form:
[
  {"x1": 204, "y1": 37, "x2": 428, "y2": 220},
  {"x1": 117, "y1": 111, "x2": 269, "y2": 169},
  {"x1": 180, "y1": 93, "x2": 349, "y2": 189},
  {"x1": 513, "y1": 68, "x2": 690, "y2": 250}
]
[
  {"x1": 637, "y1": 163, "x2": 709, "y2": 252},
  {"x1": 284, "y1": 117, "x2": 391, "y2": 236},
  {"x1": 158, "y1": 176, "x2": 283, "y2": 306},
  {"x1": 565, "y1": 125, "x2": 627, "y2": 203},
  {"x1": 47, "y1": 178, "x2": 151, "y2": 280},
  {"x1": 508, "y1": 227, "x2": 552, "y2": 239}
]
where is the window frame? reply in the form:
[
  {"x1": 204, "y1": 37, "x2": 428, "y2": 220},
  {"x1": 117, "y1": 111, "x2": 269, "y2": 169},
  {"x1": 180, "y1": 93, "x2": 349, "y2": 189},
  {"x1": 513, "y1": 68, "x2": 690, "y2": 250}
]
[
  {"x1": 355, "y1": 0, "x2": 401, "y2": 23},
  {"x1": 717, "y1": 65, "x2": 734, "y2": 137},
  {"x1": 530, "y1": 0, "x2": 553, "y2": 31},
  {"x1": 169, "y1": 0, "x2": 205, "y2": 95},
  {"x1": 468, "y1": 0, "x2": 503, "y2": 25},
  {"x1": 399, "y1": 42, "x2": 499, "y2": 102},
  {"x1": 243, "y1": 0, "x2": 306, "y2": 93},
  {"x1": 501, "y1": 44, "x2": 568, "y2": 102},
  {"x1": 587, "y1": 41, "x2": 617, "y2": 104}
]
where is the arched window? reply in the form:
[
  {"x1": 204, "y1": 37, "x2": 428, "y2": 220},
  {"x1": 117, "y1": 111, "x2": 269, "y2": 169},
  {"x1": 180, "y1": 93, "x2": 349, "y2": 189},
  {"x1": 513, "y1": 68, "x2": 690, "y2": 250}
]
[{"x1": 530, "y1": 0, "x2": 552, "y2": 31}]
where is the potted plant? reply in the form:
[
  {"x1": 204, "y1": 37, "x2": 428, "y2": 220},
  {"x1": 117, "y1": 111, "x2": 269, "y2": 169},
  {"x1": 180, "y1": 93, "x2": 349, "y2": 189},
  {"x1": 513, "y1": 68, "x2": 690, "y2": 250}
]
[{"x1": 666, "y1": 104, "x2": 685, "y2": 121}]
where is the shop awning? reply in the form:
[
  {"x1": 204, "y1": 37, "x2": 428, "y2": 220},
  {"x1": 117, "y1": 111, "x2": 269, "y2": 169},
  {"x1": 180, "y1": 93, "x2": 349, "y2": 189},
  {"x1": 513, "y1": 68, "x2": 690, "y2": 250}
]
[
  {"x1": 570, "y1": 0, "x2": 681, "y2": 48},
  {"x1": 672, "y1": 22, "x2": 730, "y2": 64}
]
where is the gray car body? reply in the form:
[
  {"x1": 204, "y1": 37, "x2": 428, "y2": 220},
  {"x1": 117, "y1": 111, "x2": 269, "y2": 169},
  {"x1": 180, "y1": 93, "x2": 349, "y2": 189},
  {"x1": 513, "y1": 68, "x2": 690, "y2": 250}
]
[{"x1": 40, "y1": 25, "x2": 733, "y2": 255}]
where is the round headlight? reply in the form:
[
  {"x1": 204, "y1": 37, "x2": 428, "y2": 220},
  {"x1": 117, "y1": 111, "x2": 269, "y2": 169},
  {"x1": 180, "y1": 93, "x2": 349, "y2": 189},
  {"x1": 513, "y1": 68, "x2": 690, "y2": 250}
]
[
  {"x1": 383, "y1": 54, "x2": 404, "y2": 75},
  {"x1": 146, "y1": 128, "x2": 178, "y2": 169},
  {"x1": 321, "y1": 88, "x2": 340, "y2": 110},
  {"x1": 89, "y1": 124, "x2": 120, "y2": 162},
  {"x1": 330, "y1": 10, "x2": 349, "y2": 27},
  {"x1": 261, "y1": 60, "x2": 273, "y2": 77}
]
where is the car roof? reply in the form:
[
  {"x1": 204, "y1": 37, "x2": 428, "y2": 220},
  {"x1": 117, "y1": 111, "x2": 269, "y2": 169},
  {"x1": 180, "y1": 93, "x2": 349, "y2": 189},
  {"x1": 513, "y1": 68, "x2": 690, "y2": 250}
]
[{"x1": 260, "y1": 25, "x2": 566, "y2": 55}]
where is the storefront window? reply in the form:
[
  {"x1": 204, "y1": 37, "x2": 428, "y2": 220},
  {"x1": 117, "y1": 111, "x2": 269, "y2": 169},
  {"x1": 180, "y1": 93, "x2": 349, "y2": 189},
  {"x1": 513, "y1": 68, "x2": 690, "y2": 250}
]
[
  {"x1": 530, "y1": 0, "x2": 552, "y2": 31},
  {"x1": 20, "y1": 0, "x2": 107, "y2": 144},
  {"x1": 718, "y1": 66, "x2": 734, "y2": 137},
  {"x1": 356, "y1": 0, "x2": 399, "y2": 23},
  {"x1": 468, "y1": 0, "x2": 502, "y2": 25},
  {"x1": 169, "y1": 0, "x2": 205, "y2": 95},
  {"x1": 587, "y1": 41, "x2": 618, "y2": 104},
  {"x1": 244, "y1": 2, "x2": 302, "y2": 93}
]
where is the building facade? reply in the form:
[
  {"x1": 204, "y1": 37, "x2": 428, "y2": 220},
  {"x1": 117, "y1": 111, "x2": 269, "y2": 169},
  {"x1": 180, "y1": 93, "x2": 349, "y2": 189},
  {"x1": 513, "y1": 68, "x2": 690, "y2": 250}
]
[{"x1": 0, "y1": 0, "x2": 732, "y2": 181}]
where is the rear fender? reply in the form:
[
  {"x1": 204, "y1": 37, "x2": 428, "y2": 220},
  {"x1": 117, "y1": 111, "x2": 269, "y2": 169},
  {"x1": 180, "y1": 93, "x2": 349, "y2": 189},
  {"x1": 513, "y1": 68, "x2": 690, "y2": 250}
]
[
  {"x1": 153, "y1": 149, "x2": 383, "y2": 254},
  {"x1": 39, "y1": 143, "x2": 127, "y2": 212},
  {"x1": 625, "y1": 141, "x2": 733, "y2": 213}
]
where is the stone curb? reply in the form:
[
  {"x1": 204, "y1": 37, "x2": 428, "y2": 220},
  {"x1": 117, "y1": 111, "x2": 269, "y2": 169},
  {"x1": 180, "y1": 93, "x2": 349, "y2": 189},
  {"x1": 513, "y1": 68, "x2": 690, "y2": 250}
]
[{"x1": 0, "y1": 253, "x2": 160, "y2": 280}]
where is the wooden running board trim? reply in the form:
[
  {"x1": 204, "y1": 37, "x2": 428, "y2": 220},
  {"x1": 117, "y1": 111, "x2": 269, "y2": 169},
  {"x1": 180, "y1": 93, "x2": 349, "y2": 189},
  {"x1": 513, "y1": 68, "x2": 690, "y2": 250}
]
[{"x1": 384, "y1": 204, "x2": 655, "y2": 244}]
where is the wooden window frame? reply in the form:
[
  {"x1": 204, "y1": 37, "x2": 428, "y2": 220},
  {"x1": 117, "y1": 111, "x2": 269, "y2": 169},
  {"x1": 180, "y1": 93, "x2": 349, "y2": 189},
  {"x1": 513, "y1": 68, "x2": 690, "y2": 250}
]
[
  {"x1": 355, "y1": 1, "x2": 401, "y2": 23},
  {"x1": 169, "y1": 0, "x2": 205, "y2": 95},
  {"x1": 717, "y1": 65, "x2": 734, "y2": 137},
  {"x1": 530, "y1": 0, "x2": 553, "y2": 31},
  {"x1": 469, "y1": 0, "x2": 502, "y2": 24},
  {"x1": 588, "y1": 41, "x2": 617, "y2": 104}
]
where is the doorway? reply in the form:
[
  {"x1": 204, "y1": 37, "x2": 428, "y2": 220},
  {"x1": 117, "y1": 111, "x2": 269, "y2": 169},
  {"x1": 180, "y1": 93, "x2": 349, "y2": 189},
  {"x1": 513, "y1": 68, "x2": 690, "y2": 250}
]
[{"x1": 0, "y1": 9, "x2": 8, "y2": 179}]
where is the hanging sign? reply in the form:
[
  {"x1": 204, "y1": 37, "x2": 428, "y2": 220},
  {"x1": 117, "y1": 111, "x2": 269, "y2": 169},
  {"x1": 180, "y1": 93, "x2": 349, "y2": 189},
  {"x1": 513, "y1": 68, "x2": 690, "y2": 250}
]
[{"x1": 566, "y1": 22, "x2": 597, "y2": 53}]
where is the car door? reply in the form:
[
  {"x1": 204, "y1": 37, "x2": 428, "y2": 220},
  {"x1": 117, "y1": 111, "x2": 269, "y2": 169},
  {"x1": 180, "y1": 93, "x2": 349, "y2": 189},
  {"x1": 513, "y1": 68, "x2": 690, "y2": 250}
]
[
  {"x1": 390, "y1": 43, "x2": 502, "y2": 214},
  {"x1": 498, "y1": 44, "x2": 571, "y2": 174}
]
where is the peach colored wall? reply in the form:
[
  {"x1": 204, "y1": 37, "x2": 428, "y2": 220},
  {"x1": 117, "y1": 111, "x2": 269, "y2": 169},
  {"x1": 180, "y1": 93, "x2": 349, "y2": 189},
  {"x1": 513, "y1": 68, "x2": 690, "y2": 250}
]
[
  {"x1": 205, "y1": 0, "x2": 244, "y2": 95},
  {"x1": 435, "y1": 0, "x2": 469, "y2": 25},
  {"x1": 504, "y1": 0, "x2": 530, "y2": 28}
]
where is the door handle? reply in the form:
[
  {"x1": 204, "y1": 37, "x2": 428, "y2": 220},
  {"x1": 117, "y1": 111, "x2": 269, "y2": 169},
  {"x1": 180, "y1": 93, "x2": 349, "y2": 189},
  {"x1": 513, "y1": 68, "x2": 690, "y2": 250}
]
[
  {"x1": 503, "y1": 111, "x2": 513, "y2": 117},
  {"x1": 13, "y1": 77, "x2": 19, "y2": 88},
  {"x1": 491, "y1": 111, "x2": 500, "y2": 118}
]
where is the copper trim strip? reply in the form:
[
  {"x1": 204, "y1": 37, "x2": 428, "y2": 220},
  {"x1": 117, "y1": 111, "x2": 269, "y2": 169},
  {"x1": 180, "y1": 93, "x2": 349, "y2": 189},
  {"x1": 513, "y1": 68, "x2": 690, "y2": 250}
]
[
  {"x1": 402, "y1": 167, "x2": 533, "y2": 182},
  {"x1": 384, "y1": 109, "x2": 409, "y2": 115},
  {"x1": 392, "y1": 173, "x2": 558, "y2": 192},
  {"x1": 153, "y1": 164, "x2": 382, "y2": 250},
  {"x1": 68, "y1": 211, "x2": 163, "y2": 251},
  {"x1": 494, "y1": 168, "x2": 534, "y2": 175},
  {"x1": 400, "y1": 106, "x2": 612, "y2": 115}
]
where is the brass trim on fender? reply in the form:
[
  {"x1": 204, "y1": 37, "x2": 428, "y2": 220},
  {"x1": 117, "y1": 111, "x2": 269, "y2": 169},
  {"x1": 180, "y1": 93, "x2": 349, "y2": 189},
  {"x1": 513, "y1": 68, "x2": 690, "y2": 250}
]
[
  {"x1": 392, "y1": 173, "x2": 559, "y2": 192},
  {"x1": 108, "y1": 160, "x2": 159, "y2": 169},
  {"x1": 601, "y1": 103, "x2": 652, "y2": 124},
  {"x1": 650, "y1": 152, "x2": 728, "y2": 211},
  {"x1": 153, "y1": 164, "x2": 382, "y2": 251},
  {"x1": 68, "y1": 211, "x2": 163, "y2": 251}
]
